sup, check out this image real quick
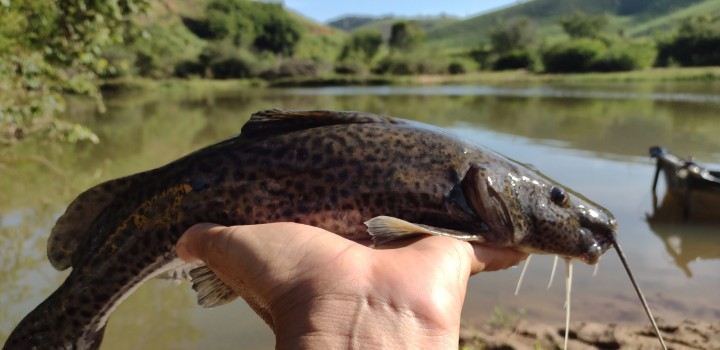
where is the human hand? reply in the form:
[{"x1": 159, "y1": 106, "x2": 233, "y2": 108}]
[{"x1": 176, "y1": 222, "x2": 527, "y2": 349}]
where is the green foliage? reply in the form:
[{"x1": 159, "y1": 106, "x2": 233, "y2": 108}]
[
  {"x1": 493, "y1": 49, "x2": 536, "y2": 70},
  {"x1": 594, "y1": 39, "x2": 657, "y2": 71},
  {"x1": 252, "y1": 8, "x2": 303, "y2": 56},
  {"x1": 0, "y1": 0, "x2": 148, "y2": 147},
  {"x1": 559, "y1": 12, "x2": 609, "y2": 39},
  {"x1": 542, "y1": 38, "x2": 608, "y2": 72},
  {"x1": 373, "y1": 53, "x2": 447, "y2": 75},
  {"x1": 192, "y1": 0, "x2": 302, "y2": 56},
  {"x1": 543, "y1": 38, "x2": 656, "y2": 73},
  {"x1": 490, "y1": 17, "x2": 536, "y2": 54},
  {"x1": 388, "y1": 21, "x2": 425, "y2": 52},
  {"x1": 339, "y1": 31, "x2": 383, "y2": 62},
  {"x1": 657, "y1": 15, "x2": 720, "y2": 67}
]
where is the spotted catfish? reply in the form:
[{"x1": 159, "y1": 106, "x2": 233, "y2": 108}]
[{"x1": 4, "y1": 110, "x2": 619, "y2": 350}]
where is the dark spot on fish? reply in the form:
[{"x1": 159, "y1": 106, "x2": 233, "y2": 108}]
[
  {"x1": 233, "y1": 170, "x2": 245, "y2": 180},
  {"x1": 66, "y1": 307, "x2": 77, "y2": 315},
  {"x1": 296, "y1": 148, "x2": 309, "y2": 161},
  {"x1": 247, "y1": 173, "x2": 257, "y2": 181},
  {"x1": 294, "y1": 182, "x2": 305, "y2": 192},
  {"x1": 324, "y1": 173, "x2": 336, "y2": 182},
  {"x1": 197, "y1": 161, "x2": 213, "y2": 174},
  {"x1": 190, "y1": 178, "x2": 210, "y2": 191},
  {"x1": 297, "y1": 203, "x2": 310, "y2": 214},
  {"x1": 273, "y1": 146, "x2": 289, "y2": 160},
  {"x1": 327, "y1": 158, "x2": 346, "y2": 167},
  {"x1": 313, "y1": 186, "x2": 326, "y2": 197},
  {"x1": 312, "y1": 153, "x2": 323, "y2": 163},
  {"x1": 312, "y1": 137, "x2": 322, "y2": 148}
]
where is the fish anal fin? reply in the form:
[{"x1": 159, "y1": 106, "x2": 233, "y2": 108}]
[
  {"x1": 242, "y1": 110, "x2": 402, "y2": 138},
  {"x1": 48, "y1": 174, "x2": 143, "y2": 270},
  {"x1": 156, "y1": 262, "x2": 203, "y2": 282},
  {"x1": 365, "y1": 216, "x2": 483, "y2": 246},
  {"x1": 190, "y1": 265, "x2": 239, "y2": 308}
]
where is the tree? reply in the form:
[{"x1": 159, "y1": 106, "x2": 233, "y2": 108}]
[
  {"x1": 388, "y1": 21, "x2": 424, "y2": 52},
  {"x1": 489, "y1": 17, "x2": 535, "y2": 54},
  {"x1": 559, "y1": 12, "x2": 609, "y2": 39},
  {"x1": 339, "y1": 31, "x2": 383, "y2": 62},
  {"x1": 252, "y1": 5, "x2": 302, "y2": 56},
  {"x1": 1, "y1": 0, "x2": 148, "y2": 147},
  {"x1": 198, "y1": 0, "x2": 302, "y2": 56}
]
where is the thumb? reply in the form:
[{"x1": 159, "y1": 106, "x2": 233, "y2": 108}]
[{"x1": 176, "y1": 223, "x2": 229, "y2": 264}]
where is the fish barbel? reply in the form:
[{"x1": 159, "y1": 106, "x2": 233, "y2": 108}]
[{"x1": 5, "y1": 110, "x2": 645, "y2": 349}]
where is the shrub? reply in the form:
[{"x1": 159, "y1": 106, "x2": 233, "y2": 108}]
[
  {"x1": 259, "y1": 59, "x2": 320, "y2": 79},
  {"x1": 542, "y1": 39, "x2": 607, "y2": 73},
  {"x1": 372, "y1": 55, "x2": 446, "y2": 75},
  {"x1": 174, "y1": 60, "x2": 205, "y2": 78},
  {"x1": 210, "y1": 55, "x2": 257, "y2": 79},
  {"x1": 656, "y1": 16, "x2": 720, "y2": 67},
  {"x1": 334, "y1": 61, "x2": 367, "y2": 75},
  {"x1": 493, "y1": 50, "x2": 535, "y2": 70},
  {"x1": 594, "y1": 41, "x2": 656, "y2": 71},
  {"x1": 447, "y1": 61, "x2": 467, "y2": 75}
]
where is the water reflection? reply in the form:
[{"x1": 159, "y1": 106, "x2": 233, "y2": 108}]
[{"x1": 647, "y1": 192, "x2": 720, "y2": 277}]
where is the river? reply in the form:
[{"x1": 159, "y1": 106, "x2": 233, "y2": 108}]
[{"x1": 2, "y1": 82, "x2": 719, "y2": 349}]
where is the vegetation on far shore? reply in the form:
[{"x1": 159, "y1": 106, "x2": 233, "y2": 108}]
[{"x1": 5, "y1": 0, "x2": 720, "y2": 150}]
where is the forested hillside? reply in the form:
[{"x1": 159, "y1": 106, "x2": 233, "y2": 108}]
[{"x1": 425, "y1": 0, "x2": 714, "y2": 47}]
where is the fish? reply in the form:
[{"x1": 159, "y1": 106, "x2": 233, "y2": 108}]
[{"x1": 2, "y1": 109, "x2": 660, "y2": 350}]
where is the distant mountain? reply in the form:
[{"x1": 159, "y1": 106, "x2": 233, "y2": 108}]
[
  {"x1": 425, "y1": 0, "x2": 717, "y2": 48},
  {"x1": 328, "y1": 15, "x2": 459, "y2": 39},
  {"x1": 327, "y1": 16, "x2": 393, "y2": 32}
]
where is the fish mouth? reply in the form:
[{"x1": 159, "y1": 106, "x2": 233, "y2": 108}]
[{"x1": 580, "y1": 220, "x2": 618, "y2": 265}]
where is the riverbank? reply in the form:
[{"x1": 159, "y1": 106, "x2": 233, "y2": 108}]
[
  {"x1": 100, "y1": 66, "x2": 720, "y2": 92},
  {"x1": 460, "y1": 319, "x2": 719, "y2": 350}
]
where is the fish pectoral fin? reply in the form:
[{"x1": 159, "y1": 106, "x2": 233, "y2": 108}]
[
  {"x1": 189, "y1": 265, "x2": 239, "y2": 308},
  {"x1": 365, "y1": 216, "x2": 483, "y2": 246},
  {"x1": 462, "y1": 164, "x2": 514, "y2": 235}
]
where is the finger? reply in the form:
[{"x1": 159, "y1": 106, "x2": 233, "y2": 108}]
[
  {"x1": 176, "y1": 223, "x2": 228, "y2": 263},
  {"x1": 469, "y1": 245, "x2": 528, "y2": 274}
]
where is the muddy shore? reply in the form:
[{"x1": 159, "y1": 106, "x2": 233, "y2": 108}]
[{"x1": 460, "y1": 319, "x2": 719, "y2": 349}]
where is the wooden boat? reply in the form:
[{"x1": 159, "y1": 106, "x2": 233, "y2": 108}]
[{"x1": 650, "y1": 146, "x2": 720, "y2": 219}]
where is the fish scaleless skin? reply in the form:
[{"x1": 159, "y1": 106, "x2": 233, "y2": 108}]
[{"x1": 3, "y1": 110, "x2": 617, "y2": 350}]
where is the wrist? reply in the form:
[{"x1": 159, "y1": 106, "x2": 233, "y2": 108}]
[{"x1": 273, "y1": 294, "x2": 459, "y2": 350}]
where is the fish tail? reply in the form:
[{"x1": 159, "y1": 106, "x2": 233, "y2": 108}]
[{"x1": 3, "y1": 283, "x2": 107, "y2": 350}]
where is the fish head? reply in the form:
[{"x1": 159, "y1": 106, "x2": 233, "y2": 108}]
[{"x1": 515, "y1": 175, "x2": 618, "y2": 265}]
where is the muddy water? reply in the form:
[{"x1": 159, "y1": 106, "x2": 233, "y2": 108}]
[{"x1": 2, "y1": 82, "x2": 719, "y2": 349}]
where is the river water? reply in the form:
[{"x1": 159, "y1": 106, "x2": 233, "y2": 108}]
[{"x1": 2, "y1": 82, "x2": 719, "y2": 349}]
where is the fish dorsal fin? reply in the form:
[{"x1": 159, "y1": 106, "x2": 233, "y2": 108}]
[
  {"x1": 48, "y1": 174, "x2": 141, "y2": 270},
  {"x1": 242, "y1": 109, "x2": 401, "y2": 138}
]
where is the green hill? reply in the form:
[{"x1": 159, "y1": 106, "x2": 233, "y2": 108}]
[
  {"x1": 329, "y1": 15, "x2": 459, "y2": 39},
  {"x1": 425, "y1": 0, "x2": 715, "y2": 48},
  {"x1": 328, "y1": 16, "x2": 393, "y2": 32}
]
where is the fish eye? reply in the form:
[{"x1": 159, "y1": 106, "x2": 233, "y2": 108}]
[{"x1": 550, "y1": 186, "x2": 568, "y2": 206}]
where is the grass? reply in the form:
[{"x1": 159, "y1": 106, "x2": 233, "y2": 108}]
[{"x1": 102, "y1": 66, "x2": 720, "y2": 93}]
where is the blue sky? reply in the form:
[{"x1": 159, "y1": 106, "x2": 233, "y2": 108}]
[{"x1": 284, "y1": 0, "x2": 518, "y2": 23}]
